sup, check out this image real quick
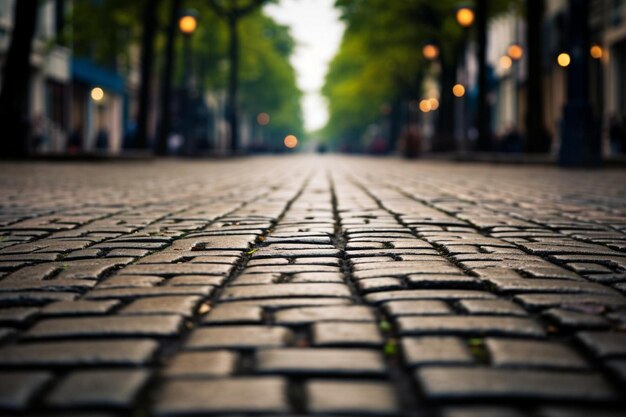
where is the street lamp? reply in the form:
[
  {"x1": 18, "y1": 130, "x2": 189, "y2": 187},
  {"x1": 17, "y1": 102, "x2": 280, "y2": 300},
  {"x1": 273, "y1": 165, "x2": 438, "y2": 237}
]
[
  {"x1": 590, "y1": 44, "x2": 603, "y2": 60},
  {"x1": 455, "y1": 5, "x2": 475, "y2": 150},
  {"x1": 456, "y1": 6, "x2": 475, "y2": 28},
  {"x1": 507, "y1": 44, "x2": 524, "y2": 61},
  {"x1": 422, "y1": 43, "x2": 439, "y2": 60},
  {"x1": 557, "y1": 52, "x2": 571, "y2": 67},
  {"x1": 256, "y1": 112, "x2": 270, "y2": 149},
  {"x1": 178, "y1": 9, "x2": 198, "y2": 155}
]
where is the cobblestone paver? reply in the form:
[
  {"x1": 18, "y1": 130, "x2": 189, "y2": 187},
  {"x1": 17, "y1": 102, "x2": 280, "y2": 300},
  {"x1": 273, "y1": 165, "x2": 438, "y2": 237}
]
[{"x1": 0, "y1": 157, "x2": 625, "y2": 416}]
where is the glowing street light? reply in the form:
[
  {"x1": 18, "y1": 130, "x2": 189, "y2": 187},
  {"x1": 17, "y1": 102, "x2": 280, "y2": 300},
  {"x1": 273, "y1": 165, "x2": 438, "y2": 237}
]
[
  {"x1": 456, "y1": 7, "x2": 475, "y2": 28},
  {"x1": 284, "y1": 135, "x2": 298, "y2": 149},
  {"x1": 428, "y1": 98, "x2": 439, "y2": 110},
  {"x1": 590, "y1": 44, "x2": 603, "y2": 60},
  {"x1": 179, "y1": 14, "x2": 197, "y2": 35},
  {"x1": 422, "y1": 43, "x2": 439, "y2": 60},
  {"x1": 419, "y1": 99, "x2": 432, "y2": 113},
  {"x1": 452, "y1": 84, "x2": 465, "y2": 97},
  {"x1": 90, "y1": 87, "x2": 104, "y2": 102},
  {"x1": 256, "y1": 112, "x2": 270, "y2": 126},
  {"x1": 557, "y1": 52, "x2": 571, "y2": 67},
  {"x1": 499, "y1": 55, "x2": 513, "y2": 70},
  {"x1": 507, "y1": 44, "x2": 523, "y2": 61}
]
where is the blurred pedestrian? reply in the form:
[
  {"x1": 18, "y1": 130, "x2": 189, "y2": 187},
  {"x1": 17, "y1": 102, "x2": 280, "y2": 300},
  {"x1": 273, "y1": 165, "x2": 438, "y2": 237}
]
[
  {"x1": 95, "y1": 128, "x2": 109, "y2": 151},
  {"x1": 67, "y1": 126, "x2": 83, "y2": 154},
  {"x1": 609, "y1": 114, "x2": 622, "y2": 154}
]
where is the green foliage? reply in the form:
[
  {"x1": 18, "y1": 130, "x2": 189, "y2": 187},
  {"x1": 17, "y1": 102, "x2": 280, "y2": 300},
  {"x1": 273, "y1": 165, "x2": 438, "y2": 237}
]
[
  {"x1": 321, "y1": 0, "x2": 521, "y2": 146},
  {"x1": 71, "y1": 0, "x2": 303, "y2": 142}
]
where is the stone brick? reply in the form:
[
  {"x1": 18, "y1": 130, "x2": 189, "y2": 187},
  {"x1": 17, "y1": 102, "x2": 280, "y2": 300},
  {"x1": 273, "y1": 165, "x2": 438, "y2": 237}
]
[
  {"x1": 85, "y1": 285, "x2": 214, "y2": 300},
  {"x1": 383, "y1": 300, "x2": 452, "y2": 316},
  {"x1": 41, "y1": 300, "x2": 120, "y2": 316},
  {"x1": 120, "y1": 296, "x2": 201, "y2": 317},
  {"x1": 0, "y1": 340, "x2": 158, "y2": 366},
  {"x1": 220, "y1": 283, "x2": 352, "y2": 301},
  {"x1": 366, "y1": 290, "x2": 496, "y2": 304},
  {"x1": 458, "y1": 299, "x2": 527, "y2": 316},
  {"x1": 46, "y1": 370, "x2": 149, "y2": 408},
  {"x1": 25, "y1": 315, "x2": 183, "y2": 339},
  {"x1": 0, "y1": 307, "x2": 39, "y2": 325},
  {"x1": 485, "y1": 338, "x2": 588, "y2": 369},
  {"x1": 576, "y1": 331, "x2": 626, "y2": 358},
  {"x1": 121, "y1": 263, "x2": 232, "y2": 276},
  {"x1": 357, "y1": 277, "x2": 404, "y2": 293},
  {"x1": 417, "y1": 367, "x2": 615, "y2": 400},
  {"x1": 402, "y1": 337, "x2": 473, "y2": 367},
  {"x1": 0, "y1": 371, "x2": 51, "y2": 410},
  {"x1": 163, "y1": 350, "x2": 237, "y2": 377},
  {"x1": 274, "y1": 305, "x2": 375, "y2": 324},
  {"x1": 306, "y1": 380, "x2": 399, "y2": 415},
  {"x1": 186, "y1": 326, "x2": 292, "y2": 349},
  {"x1": 154, "y1": 377, "x2": 288, "y2": 415},
  {"x1": 313, "y1": 322, "x2": 383, "y2": 347},
  {"x1": 202, "y1": 305, "x2": 263, "y2": 324},
  {"x1": 256, "y1": 348, "x2": 386, "y2": 375},
  {"x1": 397, "y1": 315, "x2": 545, "y2": 337},
  {"x1": 543, "y1": 308, "x2": 610, "y2": 329}
]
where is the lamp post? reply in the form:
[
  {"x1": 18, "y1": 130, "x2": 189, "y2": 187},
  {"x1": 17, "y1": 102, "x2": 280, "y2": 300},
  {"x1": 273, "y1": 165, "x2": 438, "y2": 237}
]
[
  {"x1": 559, "y1": 0, "x2": 600, "y2": 166},
  {"x1": 178, "y1": 10, "x2": 197, "y2": 156},
  {"x1": 455, "y1": 5, "x2": 475, "y2": 151},
  {"x1": 507, "y1": 42, "x2": 523, "y2": 132}
]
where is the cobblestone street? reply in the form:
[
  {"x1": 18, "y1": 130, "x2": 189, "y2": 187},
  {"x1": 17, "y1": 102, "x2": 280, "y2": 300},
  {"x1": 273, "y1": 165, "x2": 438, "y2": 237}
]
[{"x1": 0, "y1": 156, "x2": 625, "y2": 417}]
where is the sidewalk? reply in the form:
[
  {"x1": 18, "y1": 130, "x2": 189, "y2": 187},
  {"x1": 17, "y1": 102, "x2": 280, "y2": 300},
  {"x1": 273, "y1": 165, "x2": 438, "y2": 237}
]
[{"x1": 0, "y1": 156, "x2": 624, "y2": 416}]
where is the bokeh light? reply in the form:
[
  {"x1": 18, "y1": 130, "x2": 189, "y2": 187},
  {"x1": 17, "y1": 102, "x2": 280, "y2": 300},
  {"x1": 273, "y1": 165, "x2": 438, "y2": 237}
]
[
  {"x1": 284, "y1": 135, "x2": 298, "y2": 149},
  {"x1": 257, "y1": 112, "x2": 270, "y2": 126},
  {"x1": 590, "y1": 44, "x2": 603, "y2": 59},
  {"x1": 179, "y1": 15, "x2": 197, "y2": 35},
  {"x1": 456, "y1": 7, "x2": 475, "y2": 28},
  {"x1": 557, "y1": 52, "x2": 571, "y2": 67},
  {"x1": 428, "y1": 98, "x2": 439, "y2": 110},
  {"x1": 507, "y1": 44, "x2": 523, "y2": 60},
  {"x1": 422, "y1": 44, "x2": 439, "y2": 60},
  {"x1": 452, "y1": 84, "x2": 465, "y2": 97},
  {"x1": 419, "y1": 99, "x2": 432, "y2": 113},
  {"x1": 90, "y1": 87, "x2": 104, "y2": 102},
  {"x1": 499, "y1": 55, "x2": 513, "y2": 70}
]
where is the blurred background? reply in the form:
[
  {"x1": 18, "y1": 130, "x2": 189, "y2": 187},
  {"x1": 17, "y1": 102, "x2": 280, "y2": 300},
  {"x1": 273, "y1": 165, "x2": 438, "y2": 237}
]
[{"x1": 0, "y1": 0, "x2": 625, "y2": 166}]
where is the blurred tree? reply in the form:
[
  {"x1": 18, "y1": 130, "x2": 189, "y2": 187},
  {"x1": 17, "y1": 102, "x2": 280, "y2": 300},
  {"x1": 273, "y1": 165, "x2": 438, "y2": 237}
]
[
  {"x1": 136, "y1": 0, "x2": 161, "y2": 150},
  {"x1": 207, "y1": 0, "x2": 270, "y2": 153},
  {"x1": 0, "y1": 0, "x2": 39, "y2": 157},
  {"x1": 70, "y1": 0, "x2": 302, "y2": 153},
  {"x1": 322, "y1": 0, "x2": 519, "y2": 152},
  {"x1": 156, "y1": 0, "x2": 182, "y2": 155}
]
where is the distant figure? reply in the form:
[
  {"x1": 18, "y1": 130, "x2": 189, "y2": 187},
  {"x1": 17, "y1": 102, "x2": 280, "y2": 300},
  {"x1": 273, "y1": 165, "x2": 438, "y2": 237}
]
[
  {"x1": 609, "y1": 115, "x2": 622, "y2": 154},
  {"x1": 31, "y1": 114, "x2": 47, "y2": 152},
  {"x1": 501, "y1": 125, "x2": 523, "y2": 153},
  {"x1": 400, "y1": 125, "x2": 421, "y2": 159},
  {"x1": 123, "y1": 120, "x2": 138, "y2": 149},
  {"x1": 67, "y1": 127, "x2": 83, "y2": 154},
  {"x1": 95, "y1": 128, "x2": 109, "y2": 151}
]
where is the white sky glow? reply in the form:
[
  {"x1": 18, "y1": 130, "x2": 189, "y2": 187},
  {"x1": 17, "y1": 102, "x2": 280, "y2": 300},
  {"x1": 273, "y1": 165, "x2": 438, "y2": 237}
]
[{"x1": 265, "y1": 0, "x2": 345, "y2": 132}]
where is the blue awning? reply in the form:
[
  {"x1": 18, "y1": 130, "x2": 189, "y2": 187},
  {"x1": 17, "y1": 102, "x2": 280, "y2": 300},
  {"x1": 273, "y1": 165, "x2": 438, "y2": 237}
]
[{"x1": 71, "y1": 58, "x2": 125, "y2": 94}]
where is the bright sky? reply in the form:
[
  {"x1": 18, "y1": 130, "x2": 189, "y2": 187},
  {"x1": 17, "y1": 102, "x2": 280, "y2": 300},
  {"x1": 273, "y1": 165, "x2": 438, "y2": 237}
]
[{"x1": 265, "y1": 0, "x2": 345, "y2": 132}]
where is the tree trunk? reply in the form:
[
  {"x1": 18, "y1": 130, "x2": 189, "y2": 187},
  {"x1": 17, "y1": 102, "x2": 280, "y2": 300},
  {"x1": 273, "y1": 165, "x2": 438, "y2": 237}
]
[
  {"x1": 525, "y1": 0, "x2": 546, "y2": 152},
  {"x1": 559, "y1": 0, "x2": 599, "y2": 166},
  {"x1": 436, "y1": 56, "x2": 456, "y2": 151},
  {"x1": 136, "y1": 0, "x2": 160, "y2": 150},
  {"x1": 0, "y1": 0, "x2": 39, "y2": 157},
  {"x1": 227, "y1": 14, "x2": 240, "y2": 153},
  {"x1": 476, "y1": 0, "x2": 491, "y2": 151},
  {"x1": 156, "y1": 0, "x2": 181, "y2": 155}
]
